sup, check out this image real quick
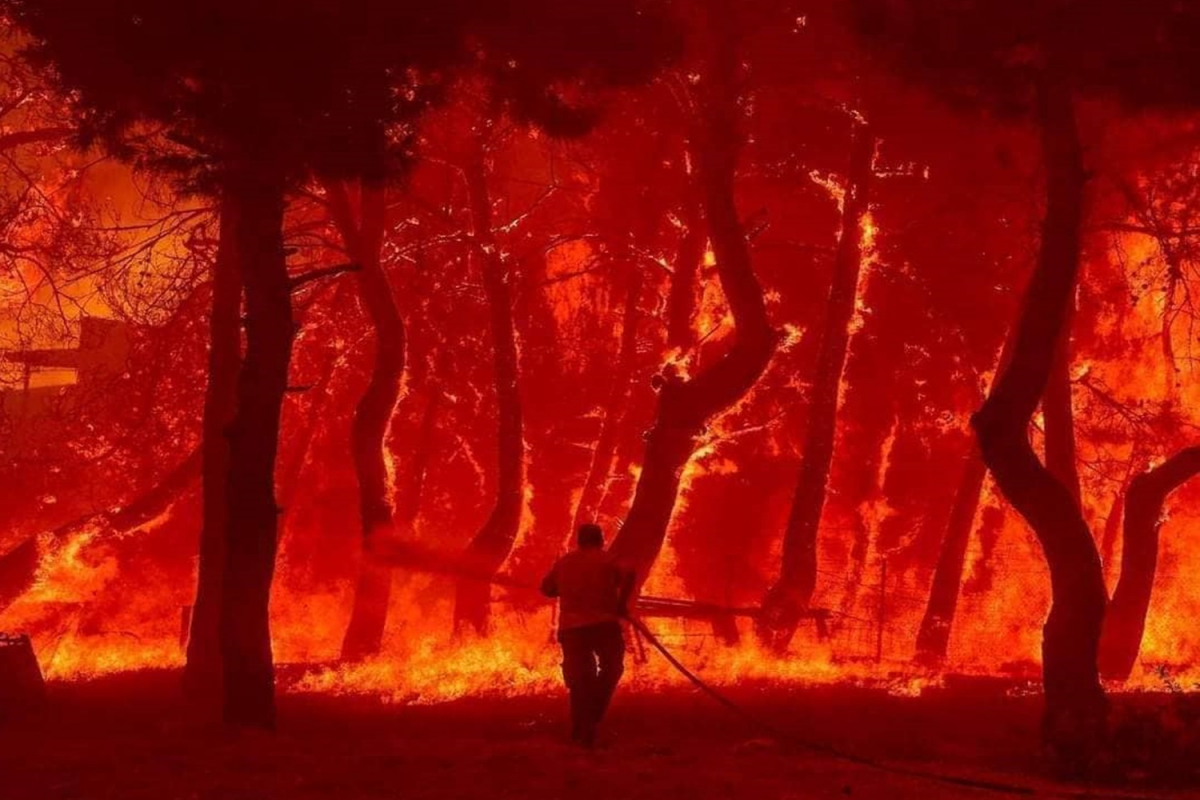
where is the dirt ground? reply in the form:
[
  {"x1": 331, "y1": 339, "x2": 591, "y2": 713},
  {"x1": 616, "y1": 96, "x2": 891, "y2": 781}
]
[{"x1": 1, "y1": 670, "x2": 1197, "y2": 800}]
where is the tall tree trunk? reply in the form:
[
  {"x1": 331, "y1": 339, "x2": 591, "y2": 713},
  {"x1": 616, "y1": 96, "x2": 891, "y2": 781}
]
[
  {"x1": 184, "y1": 194, "x2": 242, "y2": 701},
  {"x1": 219, "y1": 163, "x2": 291, "y2": 730},
  {"x1": 325, "y1": 180, "x2": 405, "y2": 661},
  {"x1": 1100, "y1": 453, "x2": 1144, "y2": 581},
  {"x1": 608, "y1": 1, "x2": 776, "y2": 586},
  {"x1": 759, "y1": 124, "x2": 874, "y2": 650},
  {"x1": 571, "y1": 263, "x2": 643, "y2": 533},
  {"x1": 914, "y1": 450, "x2": 987, "y2": 664},
  {"x1": 1099, "y1": 488, "x2": 1125, "y2": 583},
  {"x1": 915, "y1": 333, "x2": 1015, "y2": 664},
  {"x1": 453, "y1": 148, "x2": 525, "y2": 635},
  {"x1": 1099, "y1": 446, "x2": 1200, "y2": 681},
  {"x1": 0, "y1": 447, "x2": 202, "y2": 616},
  {"x1": 506, "y1": 248, "x2": 578, "y2": 594},
  {"x1": 1044, "y1": 323, "x2": 1080, "y2": 502},
  {"x1": 970, "y1": 78, "x2": 1106, "y2": 756}
]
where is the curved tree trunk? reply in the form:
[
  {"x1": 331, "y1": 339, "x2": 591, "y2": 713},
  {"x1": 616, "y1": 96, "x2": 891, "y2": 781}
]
[
  {"x1": 758, "y1": 123, "x2": 874, "y2": 650},
  {"x1": 1099, "y1": 446, "x2": 1200, "y2": 681},
  {"x1": 325, "y1": 180, "x2": 406, "y2": 661},
  {"x1": 571, "y1": 262, "x2": 643, "y2": 533},
  {"x1": 915, "y1": 333, "x2": 1016, "y2": 663},
  {"x1": 970, "y1": 78, "x2": 1106, "y2": 756},
  {"x1": 219, "y1": 163, "x2": 291, "y2": 730},
  {"x1": 608, "y1": 2, "x2": 776, "y2": 586},
  {"x1": 184, "y1": 194, "x2": 241, "y2": 700},
  {"x1": 453, "y1": 146, "x2": 525, "y2": 635}
]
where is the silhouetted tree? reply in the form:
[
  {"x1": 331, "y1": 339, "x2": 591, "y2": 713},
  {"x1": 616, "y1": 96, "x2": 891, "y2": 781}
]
[
  {"x1": 1, "y1": 0, "x2": 461, "y2": 728},
  {"x1": 326, "y1": 176, "x2": 402, "y2": 662},
  {"x1": 851, "y1": 0, "x2": 1200, "y2": 759},
  {"x1": 1100, "y1": 446, "x2": 1200, "y2": 680},
  {"x1": 610, "y1": 0, "x2": 776, "y2": 584},
  {"x1": 183, "y1": 194, "x2": 239, "y2": 697},
  {"x1": 916, "y1": 333, "x2": 1012, "y2": 663},
  {"x1": 453, "y1": 125, "x2": 527, "y2": 635},
  {"x1": 9, "y1": 0, "x2": 675, "y2": 725},
  {"x1": 760, "y1": 123, "x2": 874, "y2": 649}
]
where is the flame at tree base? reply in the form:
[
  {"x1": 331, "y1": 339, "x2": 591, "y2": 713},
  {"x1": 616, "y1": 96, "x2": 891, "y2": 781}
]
[{"x1": 7, "y1": 573, "x2": 1197, "y2": 706}]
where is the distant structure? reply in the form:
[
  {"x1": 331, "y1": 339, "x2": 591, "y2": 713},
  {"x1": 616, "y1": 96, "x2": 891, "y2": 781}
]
[{"x1": 1, "y1": 317, "x2": 130, "y2": 442}]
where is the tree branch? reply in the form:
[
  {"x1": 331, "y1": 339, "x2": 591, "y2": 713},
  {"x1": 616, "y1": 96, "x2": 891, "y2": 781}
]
[{"x1": 288, "y1": 262, "x2": 361, "y2": 291}]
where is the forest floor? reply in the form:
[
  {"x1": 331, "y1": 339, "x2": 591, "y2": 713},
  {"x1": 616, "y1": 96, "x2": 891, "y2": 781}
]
[{"x1": 1, "y1": 670, "x2": 1198, "y2": 800}]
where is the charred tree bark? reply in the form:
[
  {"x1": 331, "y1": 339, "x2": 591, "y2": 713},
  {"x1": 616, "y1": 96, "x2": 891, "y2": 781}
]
[
  {"x1": 1044, "y1": 324, "x2": 1081, "y2": 503},
  {"x1": 1100, "y1": 453, "x2": 1144, "y2": 580},
  {"x1": 1099, "y1": 446, "x2": 1200, "y2": 681},
  {"x1": 970, "y1": 79, "x2": 1107, "y2": 754},
  {"x1": 571, "y1": 263, "x2": 643, "y2": 533},
  {"x1": 759, "y1": 124, "x2": 874, "y2": 649},
  {"x1": 609, "y1": 5, "x2": 776, "y2": 586},
  {"x1": 326, "y1": 180, "x2": 405, "y2": 661},
  {"x1": 1099, "y1": 488, "x2": 1125, "y2": 582},
  {"x1": 915, "y1": 334, "x2": 1016, "y2": 664},
  {"x1": 914, "y1": 449, "x2": 987, "y2": 664},
  {"x1": 453, "y1": 149, "x2": 525, "y2": 635},
  {"x1": 218, "y1": 163, "x2": 291, "y2": 730},
  {"x1": 184, "y1": 193, "x2": 241, "y2": 701}
]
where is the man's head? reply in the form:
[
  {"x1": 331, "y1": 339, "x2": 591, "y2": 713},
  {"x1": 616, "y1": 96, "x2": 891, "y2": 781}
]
[{"x1": 577, "y1": 523, "x2": 604, "y2": 550}]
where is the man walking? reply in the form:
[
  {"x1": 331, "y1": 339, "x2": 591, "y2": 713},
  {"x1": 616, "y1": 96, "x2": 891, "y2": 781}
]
[{"x1": 540, "y1": 524, "x2": 633, "y2": 747}]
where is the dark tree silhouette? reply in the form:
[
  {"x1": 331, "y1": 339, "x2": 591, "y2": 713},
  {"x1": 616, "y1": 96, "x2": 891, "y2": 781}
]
[
  {"x1": 610, "y1": 0, "x2": 776, "y2": 584},
  {"x1": 6, "y1": 0, "x2": 675, "y2": 726},
  {"x1": 760, "y1": 123, "x2": 874, "y2": 650},
  {"x1": 453, "y1": 132, "x2": 527, "y2": 635},
  {"x1": 571, "y1": 263, "x2": 644, "y2": 534},
  {"x1": 1100, "y1": 446, "x2": 1200, "y2": 681},
  {"x1": 1044, "y1": 328, "x2": 1081, "y2": 502},
  {"x1": 916, "y1": 333, "x2": 1014, "y2": 663},
  {"x1": 849, "y1": 0, "x2": 1200, "y2": 758},
  {"x1": 974, "y1": 70, "x2": 1103, "y2": 760},
  {"x1": 183, "y1": 195, "x2": 240, "y2": 698},
  {"x1": 326, "y1": 178, "x2": 403, "y2": 661}
]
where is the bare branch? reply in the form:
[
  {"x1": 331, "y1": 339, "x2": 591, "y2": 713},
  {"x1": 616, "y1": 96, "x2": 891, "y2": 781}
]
[{"x1": 288, "y1": 262, "x2": 361, "y2": 291}]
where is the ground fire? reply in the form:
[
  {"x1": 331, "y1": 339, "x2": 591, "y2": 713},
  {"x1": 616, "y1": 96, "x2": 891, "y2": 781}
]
[{"x1": 0, "y1": 1, "x2": 1199, "y2": 797}]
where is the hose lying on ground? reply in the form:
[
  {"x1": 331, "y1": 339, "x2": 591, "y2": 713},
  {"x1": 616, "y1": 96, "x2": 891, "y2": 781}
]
[
  {"x1": 624, "y1": 614, "x2": 1162, "y2": 800},
  {"x1": 368, "y1": 539, "x2": 1161, "y2": 799}
]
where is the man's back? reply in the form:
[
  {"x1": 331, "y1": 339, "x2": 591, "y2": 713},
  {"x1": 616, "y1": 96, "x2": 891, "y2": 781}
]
[
  {"x1": 542, "y1": 525, "x2": 630, "y2": 747},
  {"x1": 542, "y1": 548, "x2": 626, "y2": 632}
]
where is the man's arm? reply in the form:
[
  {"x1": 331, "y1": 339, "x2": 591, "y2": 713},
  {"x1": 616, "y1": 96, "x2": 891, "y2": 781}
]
[{"x1": 540, "y1": 563, "x2": 560, "y2": 598}]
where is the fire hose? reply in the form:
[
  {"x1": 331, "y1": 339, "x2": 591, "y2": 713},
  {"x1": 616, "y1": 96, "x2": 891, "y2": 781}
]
[
  {"x1": 370, "y1": 540, "x2": 1161, "y2": 799},
  {"x1": 622, "y1": 614, "x2": 1164, "y2": 800}
]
